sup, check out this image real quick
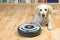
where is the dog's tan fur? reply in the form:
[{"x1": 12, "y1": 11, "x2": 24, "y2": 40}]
[{"x1": 32, "y1": 4, "x2": 53, "y2": 30}]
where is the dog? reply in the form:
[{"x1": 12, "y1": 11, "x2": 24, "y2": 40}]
[{"x1": 32, "y1": 4, "x2": 53, "y2": 30}]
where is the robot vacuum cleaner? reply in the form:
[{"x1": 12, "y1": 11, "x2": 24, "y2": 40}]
[{"x1": 18, "y1": 23, "x2": 42, "y2": 37}]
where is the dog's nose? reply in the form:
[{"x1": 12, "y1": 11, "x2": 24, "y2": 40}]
[{"x1": 42, "y1": 14, "x2": 45, "y2": 17}]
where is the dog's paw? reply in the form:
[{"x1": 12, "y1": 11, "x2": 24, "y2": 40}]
[
  {"x1": 48, "y1": 26, "x2": 52, "y2": 30},
  {"x1": 41, "y1": 27, "x2": 43, "y2": 31}
]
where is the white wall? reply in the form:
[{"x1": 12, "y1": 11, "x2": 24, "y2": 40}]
[
  {"x1": 7, "y1": 0, "x2": 10, "y2": 3},
  {"x1": 26, "y1": 0, "x2": 31, "y2": 3},
  {"x1": 14, "y1": 0, "x2": 18, "y2": 3},
  {"x1": 14, "y1": 0, "x2": 31, "y2": 3}
]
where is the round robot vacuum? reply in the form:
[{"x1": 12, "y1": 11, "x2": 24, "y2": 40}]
[{"x1": 18, "y1": 23, "x2": 42, "y2": 37}]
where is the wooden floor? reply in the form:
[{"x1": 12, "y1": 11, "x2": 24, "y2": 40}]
[{"x1": 0, "y1": 4, "x2": 60, "y2": 40}]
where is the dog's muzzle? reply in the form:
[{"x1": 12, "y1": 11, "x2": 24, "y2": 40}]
[{"x1": 42, "y1": 14, "x2": 45, "y2": 17}]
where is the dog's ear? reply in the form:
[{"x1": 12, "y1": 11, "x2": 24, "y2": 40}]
[
  {"x1": 35, "y1": 6, "x2": 40, "y2": 16},
  {"x1": 48, "y1": 5, "x2": 59, "y2": 15},
  {"x1": 35, "y1": 6, "x2": 39, "y2": 13},
  {"x1": 48, "y1": 5, "x2": 53, "y2": 14}
]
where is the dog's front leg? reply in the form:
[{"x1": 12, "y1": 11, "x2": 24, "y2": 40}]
[
  {"x1": 48, "y1": 15, "x2": 52, "y2": 30},
  {"x1": 32, "y1": 14, "x2": 43, "y2": 30}
]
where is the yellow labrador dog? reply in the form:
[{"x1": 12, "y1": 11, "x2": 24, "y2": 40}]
[{"x1": 32, "y1": 4, "x2": 53, "y2": 30}]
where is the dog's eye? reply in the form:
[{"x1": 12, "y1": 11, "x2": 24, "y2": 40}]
[
  {"x1": 45, "y1": 9, "x2": 47, "y2": 11},
  {"x1": 40, "y1": 9, "x2": 42, "y2": 11}
]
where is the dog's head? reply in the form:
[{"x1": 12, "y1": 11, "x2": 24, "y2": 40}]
[{"x1": 35, "y1": 4, "x2": 53, "y2": 18}]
